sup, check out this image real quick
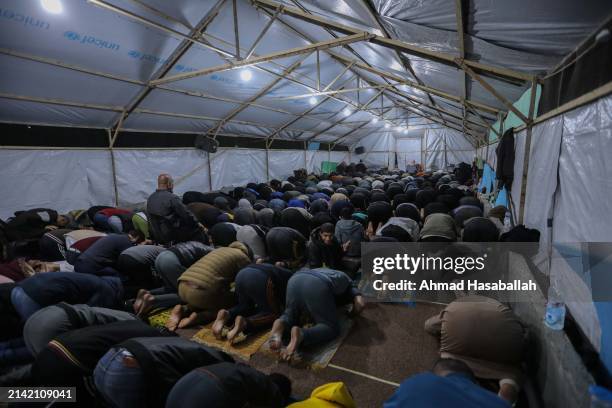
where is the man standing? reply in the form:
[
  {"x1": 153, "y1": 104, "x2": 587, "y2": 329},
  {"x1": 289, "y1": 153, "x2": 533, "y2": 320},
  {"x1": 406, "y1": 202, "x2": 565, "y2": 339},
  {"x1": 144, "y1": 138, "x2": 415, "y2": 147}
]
[{"x1": 147, "y1": 174, "x2": 206, "y2": 245}]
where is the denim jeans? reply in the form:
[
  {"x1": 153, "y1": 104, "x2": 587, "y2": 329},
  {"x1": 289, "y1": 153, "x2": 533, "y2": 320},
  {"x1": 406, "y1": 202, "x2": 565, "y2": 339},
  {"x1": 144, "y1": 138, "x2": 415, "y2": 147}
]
[
  {"x1": 154, "y1": 251, "x2": 185, "y2": 292},
  {"x1": 228, "y1": 266, "x2": 278, "y2": 332},
  {"x1": 10, "y1": 286, "x2": 42, "y2": 321},
  {"x1": 93, "y1": 348, "x2": 147, "y2": 408},
  {"x1": 280, "y1": 272, "x2": 340, "y2": 348}
]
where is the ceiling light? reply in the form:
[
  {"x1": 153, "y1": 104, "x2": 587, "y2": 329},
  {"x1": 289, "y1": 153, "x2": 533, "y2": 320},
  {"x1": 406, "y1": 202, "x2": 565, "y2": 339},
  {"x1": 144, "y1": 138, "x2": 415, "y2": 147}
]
[
  {"x1": 309, "y1": 96, "x2": 317, "y2": 106},
  {"x1": 343, "y1": 108, "x2": 351, "y2": 116},
  {"x1": 41, "y1": 0, "x2": 63, "y2": 13},
  {"x1": 403, "y1": 128, "x2": 409, "y2": 134},
  {"x1": 384, "y1": 123, "x2": 390, "y2": 129},
  {"x1": 372, "y1": 117, "x2": 378, "y2": 124},
  {"x1": 240, "y1": 69, "x2": 252, "y2": 81}
]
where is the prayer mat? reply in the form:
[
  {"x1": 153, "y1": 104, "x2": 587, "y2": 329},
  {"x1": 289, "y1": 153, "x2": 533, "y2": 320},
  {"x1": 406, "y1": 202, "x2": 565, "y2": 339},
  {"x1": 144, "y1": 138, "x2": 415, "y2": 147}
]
[
  {"x1": 260, "y1": 313, "x2": 354, "y2": 370},
  {"x1": 192, "y1": 323, "x2": 270, "y2": 361},
  {"x1": 146, "y1": 308, "x2": 172, "y2": 329}
]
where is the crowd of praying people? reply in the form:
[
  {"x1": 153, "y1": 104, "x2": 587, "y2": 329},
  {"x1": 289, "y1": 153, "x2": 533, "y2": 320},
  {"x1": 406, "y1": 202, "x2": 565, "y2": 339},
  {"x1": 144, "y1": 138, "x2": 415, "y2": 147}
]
[{"x1": 0, "y1": 162, "x2": 538, "y2": 407}]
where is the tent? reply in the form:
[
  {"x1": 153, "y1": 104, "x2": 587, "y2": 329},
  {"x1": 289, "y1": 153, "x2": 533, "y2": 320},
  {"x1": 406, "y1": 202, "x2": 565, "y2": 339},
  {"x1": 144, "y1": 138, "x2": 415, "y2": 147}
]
[{"x1": 1, "y1": 0, "x2": 612, "y2": 405}]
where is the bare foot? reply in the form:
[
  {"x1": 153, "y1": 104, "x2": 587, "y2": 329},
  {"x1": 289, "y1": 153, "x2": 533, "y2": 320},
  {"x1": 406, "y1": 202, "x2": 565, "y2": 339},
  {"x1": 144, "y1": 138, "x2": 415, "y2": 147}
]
[
  {"x1": 137, "y1": 293, "x2": 155, "y2": 317},
  {"x1": 268, "y1": 319, "x2": 284, "y2": 351},
  {"x1": 212, "y1": 310, "x2": 230, "y2": 339},
  {"x1": 166, "y1": 305, "x2": 184, "y2": 332},
  {"x1": 227, "y1": 315, "x2": 247, "y2": 343},
  {"x1": 351, "y1": 295, "x2": 366, "y2": 316},
  {"x1": 280, "y1": 326, "x2": 303, "y2": 361},
  {"x1": 178, "y1": 311, "x2": 201, "y2": 329},
  {"x1": 133, "y1": 289, "x2": 150, "y2": 314}
]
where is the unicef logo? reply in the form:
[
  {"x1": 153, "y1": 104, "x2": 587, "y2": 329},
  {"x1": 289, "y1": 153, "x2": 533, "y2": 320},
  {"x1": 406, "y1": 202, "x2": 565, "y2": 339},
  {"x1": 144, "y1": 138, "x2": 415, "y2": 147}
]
[
  {"x1": 64, "y1": 31, "x2": 80, "y2": 41},
  {"x1": 128, "y1": 50, "x2": 141, "y2": 58}
]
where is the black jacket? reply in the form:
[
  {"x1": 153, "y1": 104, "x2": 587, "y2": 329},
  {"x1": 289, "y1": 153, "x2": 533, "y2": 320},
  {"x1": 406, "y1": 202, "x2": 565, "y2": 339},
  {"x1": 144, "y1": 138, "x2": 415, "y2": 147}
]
[
  {"x1": 168, "y1": 241, "x2": 214, "y2": 267},
  {"x1": 120, "y1": 336, "x2": 234, "y2": 408},
  {"x1": 495, "y1": 128, "x2": 515, "y2": 190},
  {"x1": 147, "y1": 189, "x2": 202, "y2": 245},
  {"x1": 5, "y1": 208, "x2": 58, "y2": 241},
  {"x1": 308, "y1": 227, "x2": 343, "y2": 269}
]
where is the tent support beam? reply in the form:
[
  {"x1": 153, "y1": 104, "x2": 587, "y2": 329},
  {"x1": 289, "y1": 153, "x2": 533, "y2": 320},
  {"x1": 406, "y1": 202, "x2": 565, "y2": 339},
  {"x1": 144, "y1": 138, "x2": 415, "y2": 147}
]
[
  {"x1": 331, "y1": 121, "x2": 369, "y2": 148},
  {"x1": 207, "y1": 56, "x2": 308, "y2": 138},
  {"x1": 150, "y1": 32, "x2": 374, "y2": 86},
  {"x1": 518, "y1": 79, "x2": 538, "y2": 224},
  {"x1": 305, "y1": 87, "x2": 385, "y2": 141},
  {"x1": 232, "y1": 0, "x2": 240, "y2": 59},
  {"x1": 466, "y1": 105, "x2": 500, "y2": 138},
  {"x1": 108, "y1": 0, "x2": 228, "y2": 145},
  {"x1": 87, "y1": 0, "x2": 233, "y2": 57},
  {"x1": 252, "y1": 0, "x2": 532, "y2": 83},
  {"x1": 107, "y1": 129, "x2": 120, "y2": 206},
  {"x1": 265, "y1": 77, "x2": 356, "y2": 147},
  {"x1": 0, "y1": 48, "x2": 338, "y2": 122},
  {"x1": 0, "y1": 92, "x2": 368, "y2": 137},
  {"x1": 245, "y1": 5, "x2": 283, "y2": 59},
  {"x1": 457, "y1": 59, "x2": 532, "y2": 125}
]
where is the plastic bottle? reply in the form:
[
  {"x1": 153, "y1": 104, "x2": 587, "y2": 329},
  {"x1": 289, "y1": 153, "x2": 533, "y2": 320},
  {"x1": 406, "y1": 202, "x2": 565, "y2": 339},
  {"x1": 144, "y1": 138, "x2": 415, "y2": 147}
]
[
  {"x1": 544, "y1": 301, "x2": 566, "y2": 330},
  {"x1": 502, "y1": 211, "x2": 512, "y2": 233}
]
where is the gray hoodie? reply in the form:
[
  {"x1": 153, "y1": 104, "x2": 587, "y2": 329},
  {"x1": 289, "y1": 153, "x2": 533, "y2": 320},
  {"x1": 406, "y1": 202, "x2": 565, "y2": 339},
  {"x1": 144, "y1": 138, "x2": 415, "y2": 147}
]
[{"x1": 335, "y1": 219, "x2": 364, "y2": 257}]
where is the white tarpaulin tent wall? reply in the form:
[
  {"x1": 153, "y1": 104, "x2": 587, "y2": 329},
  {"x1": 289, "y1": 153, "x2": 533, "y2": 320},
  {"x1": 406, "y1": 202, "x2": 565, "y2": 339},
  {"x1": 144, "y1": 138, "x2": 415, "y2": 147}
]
[
  {"x1": 0, "y1": 146, "x2": 350, "y2": 219},
  {"x1": 424, "y1": 127, "x2": 476, "y2": 170},
  {"x1": 474, "y1": 93, "x2": 612, "y2": 383}
]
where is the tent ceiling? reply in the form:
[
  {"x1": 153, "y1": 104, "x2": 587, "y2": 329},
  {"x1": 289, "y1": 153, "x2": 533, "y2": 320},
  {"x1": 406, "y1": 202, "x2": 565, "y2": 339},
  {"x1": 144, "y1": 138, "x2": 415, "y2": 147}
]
[{"x1": 0, "y1": 0, "x2": 609, "y2": 146}]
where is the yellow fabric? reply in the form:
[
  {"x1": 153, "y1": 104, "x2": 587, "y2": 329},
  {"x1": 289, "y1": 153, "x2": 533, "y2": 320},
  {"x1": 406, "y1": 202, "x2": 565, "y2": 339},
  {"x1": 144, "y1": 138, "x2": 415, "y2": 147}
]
[{"x1": 288, "y1": 382, "x2": 356, "y2": 408}]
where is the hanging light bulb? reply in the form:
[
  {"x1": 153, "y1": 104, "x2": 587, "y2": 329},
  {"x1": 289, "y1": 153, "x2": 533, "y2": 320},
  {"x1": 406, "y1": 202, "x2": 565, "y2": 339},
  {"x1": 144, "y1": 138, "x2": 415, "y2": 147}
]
[
  {"x1": 343, "y1": 108, "x2": 351, "y2": 116},
  {"x1": 372, "y1": 117, "x2": 379, "y2": 124},
  {"x1": 384, "y1": 123, "x2": 390, "y2": 129},
  {"x1": 240, "y1": 69, "x2": 252, "y2": 81},
  {"x1": 403, "y1": 128, "x2": 409, "y2": 134},
  {"x1": 308, "y1": 96, "x2": 317, "y2": 106},
  {"x1": 41, "y1": 0, "x2": 63, "y2": 13}
]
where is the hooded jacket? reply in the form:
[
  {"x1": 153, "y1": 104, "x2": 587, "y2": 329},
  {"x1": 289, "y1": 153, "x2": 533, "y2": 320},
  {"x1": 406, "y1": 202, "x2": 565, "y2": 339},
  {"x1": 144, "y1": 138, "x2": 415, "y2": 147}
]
[
  {"x1": 377, "y1": 217, "x2": 420, "y2": 242},
  {"x1": 334, "y1": 219, "x2": 363, "y2": 257},
  {"x1": 308, "y1": 227, "x2": 343, "y2": 269}
]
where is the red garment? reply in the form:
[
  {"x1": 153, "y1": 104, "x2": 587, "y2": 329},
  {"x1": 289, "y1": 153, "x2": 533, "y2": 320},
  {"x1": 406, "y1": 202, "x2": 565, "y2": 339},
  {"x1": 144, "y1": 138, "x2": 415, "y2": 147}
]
[
  {"x1": 98, "y1": 208, "x2": 132, "y2": 217},
  {"x1": 0, "y1": 260, "x2": 26, "y2": 282},
  {"x1": 71, "y1": 236, "x2": 104, "y2": 252}
]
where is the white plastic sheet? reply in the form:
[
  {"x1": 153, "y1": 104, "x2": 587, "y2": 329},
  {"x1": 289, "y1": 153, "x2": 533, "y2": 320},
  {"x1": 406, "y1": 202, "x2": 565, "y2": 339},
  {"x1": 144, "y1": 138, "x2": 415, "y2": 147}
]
[
  {"x1": 0, "y1": 149, "x2": 114, "y2": 219},
  {"x1": 396, "y1": 138, "x2": 421, "y2": 170},
  {"x1": 113, "y1": 149, "x2": 210, "y2": 206},
  {"x1": 268, "y1": 150, "x2": 305, "y2": 180},
  {"x1": 210, "y1": 149, "x2": 267, "y2": 190},
  {"x1": 523, "y1": 116, "x2": 563, "y2": 257},
  {"x1": 553, "y1": 96, "x2": 612, "y2": 242}
]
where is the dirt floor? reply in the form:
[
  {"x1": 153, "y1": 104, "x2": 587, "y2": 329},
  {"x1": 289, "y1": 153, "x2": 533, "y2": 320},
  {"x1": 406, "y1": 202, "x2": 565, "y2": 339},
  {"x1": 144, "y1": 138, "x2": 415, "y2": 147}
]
[{"x1": 181, "y1": 302, "x2": 444, "y2": 406}]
